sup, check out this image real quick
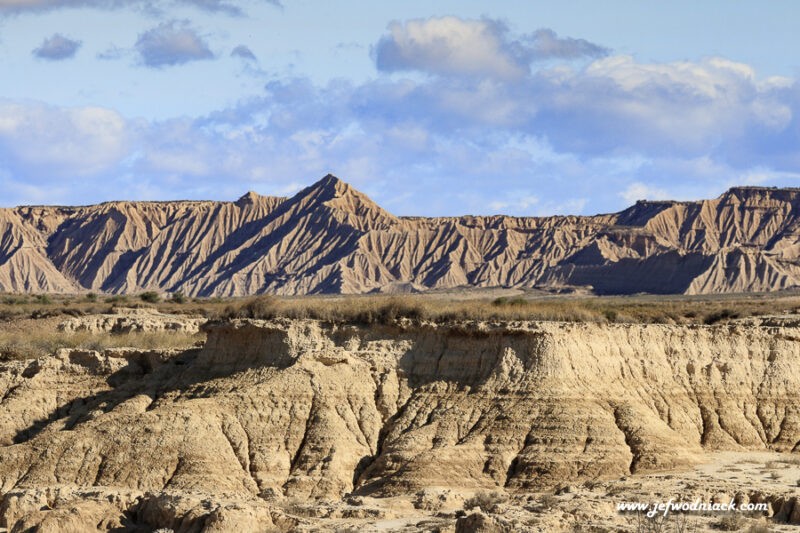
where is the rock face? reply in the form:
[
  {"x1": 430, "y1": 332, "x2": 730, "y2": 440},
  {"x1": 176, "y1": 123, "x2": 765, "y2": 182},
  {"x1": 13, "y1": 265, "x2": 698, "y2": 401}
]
[
  {"x1": 0, "y1": 319, "x2": 797, "y2": 507},
  {"x1": 1, "y1": 175, "x2": 799, "y2": 295},
  {"x1": 58, "y1": 307, "x2": 206, "y2": 334}
]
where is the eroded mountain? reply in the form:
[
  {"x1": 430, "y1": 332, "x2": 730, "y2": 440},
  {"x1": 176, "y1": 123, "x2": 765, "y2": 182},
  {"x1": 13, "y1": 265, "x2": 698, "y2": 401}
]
[{"x1": 1, "y1": 175, "x2": 799, "y2": 295}]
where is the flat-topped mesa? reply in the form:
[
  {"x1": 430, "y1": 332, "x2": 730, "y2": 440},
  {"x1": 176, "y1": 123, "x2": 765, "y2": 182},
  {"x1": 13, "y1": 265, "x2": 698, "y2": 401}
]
[{"x1": 1, "y1": 178, "x2": 800, "y2": 295}]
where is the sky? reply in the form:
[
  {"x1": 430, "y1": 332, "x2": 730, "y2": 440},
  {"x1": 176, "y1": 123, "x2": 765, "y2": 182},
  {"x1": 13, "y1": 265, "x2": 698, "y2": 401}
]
[{"x1": 1, "y1": 0, "x2": 799, "y2": 216}]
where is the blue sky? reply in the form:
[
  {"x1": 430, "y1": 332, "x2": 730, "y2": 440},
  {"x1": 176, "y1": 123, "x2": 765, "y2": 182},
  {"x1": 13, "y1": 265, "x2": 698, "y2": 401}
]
[{"x1": 1, "y1": 0, "x2": 799, "y2": 215}]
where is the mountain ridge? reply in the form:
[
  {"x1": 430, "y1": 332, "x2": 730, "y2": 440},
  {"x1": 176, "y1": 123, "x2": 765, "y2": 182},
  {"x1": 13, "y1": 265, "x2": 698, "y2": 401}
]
[{"x1": 1, "y1": 174, "x2": 799, "y2": 296}]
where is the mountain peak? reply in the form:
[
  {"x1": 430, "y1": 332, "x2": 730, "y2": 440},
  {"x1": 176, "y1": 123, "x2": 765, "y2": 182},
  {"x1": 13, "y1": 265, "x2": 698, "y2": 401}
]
[
  {"x1": 318, "y1": 173, "x2": 343, "y2": 186},
  {"x1": 309, "y1": 174, "x2": 348, "y2": 195},
  {"x1": 235, "y1": 191, "x2": 261, "y2": 206},
  {"x1": 291, "y1": 174, "x2": 398, "y2": 229}
]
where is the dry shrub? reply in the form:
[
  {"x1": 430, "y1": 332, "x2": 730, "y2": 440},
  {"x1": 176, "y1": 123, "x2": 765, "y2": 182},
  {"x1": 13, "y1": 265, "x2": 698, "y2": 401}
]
[
  {"x1": 1, "y1": 291, "x2": 800, "y2": 326},
  {"x1": 463, "y1": 491, "x2": 507, "y2": 513},
  {"x1": 716, "y1": 513, "x2": 746, "y2": 531}
]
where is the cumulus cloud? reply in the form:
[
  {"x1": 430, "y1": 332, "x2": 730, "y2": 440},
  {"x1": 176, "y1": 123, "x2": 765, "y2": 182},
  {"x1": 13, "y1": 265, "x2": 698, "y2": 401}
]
[
  {"x1": 32, "y1": 33, "x2": 81, "y2": 60},
  {"x1": 0, "y1": 100, "x2": 129, "y2": 178},
  {"x1": 135, "y1": 21, "x2": 213, "y2": 67},
  {"x1": 374, "y1": 17, "x2": 608, "y2": 80},
  {"x1": 231, "y1": 44, "x2": 256, "y2": 61},
  {"x1": 375, "y1": 17, "x2": 531, "y2": 79},
  {"x1": 531, "y1": 55, "x2": 797, "y2": 157}
]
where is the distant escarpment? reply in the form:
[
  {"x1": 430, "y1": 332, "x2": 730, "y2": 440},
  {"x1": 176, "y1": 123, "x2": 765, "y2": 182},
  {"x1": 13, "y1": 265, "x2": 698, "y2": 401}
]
[{"x1": 1, "y1": 175, "x2": 800, "y2": 296}]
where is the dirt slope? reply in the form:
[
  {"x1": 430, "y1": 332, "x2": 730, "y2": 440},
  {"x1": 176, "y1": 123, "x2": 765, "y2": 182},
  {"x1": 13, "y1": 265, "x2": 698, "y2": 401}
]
[{"x1": 1, "y1": 175, "x2": 799, "y2": 295}]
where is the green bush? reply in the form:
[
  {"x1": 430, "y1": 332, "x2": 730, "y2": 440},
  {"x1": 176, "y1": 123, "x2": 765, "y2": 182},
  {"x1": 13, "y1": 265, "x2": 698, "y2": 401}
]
[
  {"x1": 139, "y1": 291, "x2": 161, "y2": 304},
  {"x1": 703, "y1": 308, "x2": 739, "y2": 325},
  {"x1": 170, "y1": 291, "x2": 187, "y2": 304}
]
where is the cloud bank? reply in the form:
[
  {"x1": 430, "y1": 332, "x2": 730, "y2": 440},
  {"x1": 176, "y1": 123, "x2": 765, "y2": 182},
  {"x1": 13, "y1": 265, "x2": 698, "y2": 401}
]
[{"x1": 0, "y1": 15, "x2": 798, "y2": 215}]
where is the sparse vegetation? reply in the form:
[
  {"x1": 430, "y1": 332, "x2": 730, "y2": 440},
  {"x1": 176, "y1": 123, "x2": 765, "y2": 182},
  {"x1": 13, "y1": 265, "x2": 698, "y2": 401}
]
[
  {"x1": 704, "y1": 308, "x2": 740, "y2": 325},
  {"x1": 33, "y1": 294, "x2": 52, "y2": 305},
  {"x1": 716, "y1": 512, "x2": 746, "y2": 531},
  {"x1": 170, "y1": 291, "x2": 187, "y2": 304},
  {"x1": 139, "y1": 291, "x2": 161, "y2": 304},
  {"x1": 463, "y1": 491, "x2": 508, "y2": 513},
  {"x1": 0, "y1": 291, "x2": 798, "y2": 327},
  {"x1": 536, "y1": 493, "x2": 559, "y2": 512}
]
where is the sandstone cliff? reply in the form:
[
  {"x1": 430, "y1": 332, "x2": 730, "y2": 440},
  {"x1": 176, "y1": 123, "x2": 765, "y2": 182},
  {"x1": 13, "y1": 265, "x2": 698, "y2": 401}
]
[
  {"x1": 1, "y1": 320, "x2": 798, "y2": 498},
  {"x1": 1, "y1": 317, "x2": 798, "y2": 530},
  {"x1": 1, "y1": 175, "x2": 799, "y2": 295}
]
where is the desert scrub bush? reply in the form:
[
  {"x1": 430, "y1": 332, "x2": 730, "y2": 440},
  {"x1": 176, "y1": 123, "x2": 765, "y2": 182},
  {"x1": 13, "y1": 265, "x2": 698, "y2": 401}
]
[
  {"x1": 139, "y1": 291, "x2": 161, "y2": 304},
  {"x1": 716, "y1": 512, "x2": 746, "y2": 531},
  {"x1": 463, "y1": 490, "x2": 508, "y2": 513},
  {"x1": 1, "y1": 295, "x2": 29, "y2": 305},
  {"x1": 492, "y1": 296, "x2": 527, "y2": 307},
  {"x1": 170, "y1": 291, "x2": 187, "y2": 304},
  {"x1": 703, "y1": 308, "x2": 739, "y2": 325},
  {"x1": 222, "y1": 295, "x2": 279, "y2": 320},
  {"x1": 353, "y1": 298, "x2": 427, "y2": 325},
  {"x1": 536, "y1": 493, "x2": 559, "y2": 512}
]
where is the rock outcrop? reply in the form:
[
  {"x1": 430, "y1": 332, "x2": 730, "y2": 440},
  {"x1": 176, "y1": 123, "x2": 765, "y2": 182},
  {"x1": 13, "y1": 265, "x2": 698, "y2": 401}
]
[
  {"x1": 1, "y1": 176, "x2": 799, "y2": 296},
  {"x1": 58, "y1": 307, "x2": 206, "y2": 334},
  {"x1": 0, "y1": 319, "x2": 797, "y2": 501},
  {"x1": 0, "y1": 317, "x2": 798, "y2": 530}
]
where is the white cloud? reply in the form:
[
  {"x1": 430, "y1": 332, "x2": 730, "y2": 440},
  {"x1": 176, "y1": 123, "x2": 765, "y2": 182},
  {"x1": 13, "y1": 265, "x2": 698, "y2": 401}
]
[
  {"x1": 135, "y1": 21, "x2": 213, "y2": 67},
  {"x1": 375, "y1": 17, "x2": 529, "y2": 79},
  {"x1": 0, "y1": 101, "x2": 129, "y2": 178},
  {"x1": 488, "y1": 194, "x2": 539, "y2": 213},
  {"x1": 619, "y1": 182, "x2": 671, "y2": 204},
  {"x1": 374, "y1": 17, "x2": 608, "y2": 80}
]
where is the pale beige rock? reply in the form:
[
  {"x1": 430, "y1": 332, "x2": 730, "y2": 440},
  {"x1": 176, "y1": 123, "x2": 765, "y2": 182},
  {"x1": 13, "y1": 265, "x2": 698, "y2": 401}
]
[
  {"x1": 58, "y1": 307, "x2": 205, "y2": 334},
  {"x1": 0, "y1": 317, "x2": 799, "y2": 530}
]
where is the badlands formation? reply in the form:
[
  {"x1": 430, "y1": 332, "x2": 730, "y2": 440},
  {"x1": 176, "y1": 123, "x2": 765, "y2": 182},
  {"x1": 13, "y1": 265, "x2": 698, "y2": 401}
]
[
  {"x1": 0, "y1": 174, "x2": 799, "y2": 296},
  {"x1": 0, "y1": 312, "x2": 799, "y2": 531},
  {"x1": 2, "y1": 177, "x2": 800, "y2": 531}
]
